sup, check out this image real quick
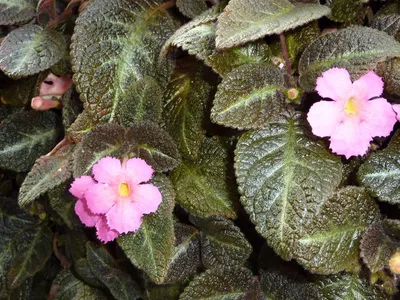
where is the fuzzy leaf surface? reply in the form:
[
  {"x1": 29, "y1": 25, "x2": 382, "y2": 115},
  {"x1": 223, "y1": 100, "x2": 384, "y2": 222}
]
[
  {"x1": 0, "y1": 111, "x2": 61, "y2": 172},
  {"x1": 176, "y1": 0, "x2": 207, "y2": 18},
  {"x1": 117, "y1": 175, "x2": 175, "y2": 284},
  {"x1": 357, "y1": 132, "x2": 400, "y2": 204},
  {"x1": 377, "y1": 58, "x2": 400, "y2": 94},
  {"x1": 0, "y1": 25, "x2": 66, "y2": 79},
  {"x1": 0, "y1": 0, "x2": 36, "y2": 25},
  {"x1": 371, "y1": 14, "x2": 400, "y2": 39},
  {"x1": 71, "y1": 0, "x2": 174, "y2": 124},
  {"x1": 216, "y1": 0, "x2": 330, "y2": 49},
  {"x1": 235, "y1": 114, "x2": 343, "y2": 260},
  {"x1": 299, "y1": 26, "x2": 400, "y2": 91},
  {"x1": 211, "y1": 63, "x2": 285, "y2": 130}
]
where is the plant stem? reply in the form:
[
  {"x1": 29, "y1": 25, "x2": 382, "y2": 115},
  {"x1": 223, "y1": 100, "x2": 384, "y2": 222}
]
[{"x1": 279, "y1": 33, "x2": 292, "y2": 75}]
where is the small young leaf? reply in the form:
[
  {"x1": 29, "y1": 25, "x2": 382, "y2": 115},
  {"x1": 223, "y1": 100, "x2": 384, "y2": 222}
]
[
  {"x1": 295, "y1": 186, "x2": 380, "y2": 274},
  {"x1": 216, "y1": 0, "x2": 330, "y2": 49},
  {"x1": 0, "y1": 0, "x2": 36, "y2": 25},
  {"x1": 172, "y1": 137, "x2": 239, "y2": 219},
  {"x1": 19, "y1": 144, "x2": 75, "y2": 208},
  {"x1": 176, "y1": 0, "x2": 207, "y2": 19},
  {"x1": 0, "y1": 25, "x2": 66, "y2": 79},
  {"x1": 180, "y1": 267, "x2": 254, "y2": 300},
  {"x1": 235, "y1": 114, "x2": 343, "y2": 260},
  {"x1": 190, "y1": 216, "x2": 252, "y2": 269},
  {"x1": 357, "y1": 132, "x2": 400, "y2": 205},
  {"x1": 299, "y1": 26, "x2": 400, "y2": 91},
  {"x1": 86, "y1": 243, "x2": 142, "y2": 300},
  {"x1": 0, "y1": 111, "x2": 61, "y2": 172},
  {"x1": 211, "y1": 63, "x2": 285, "y2": 130},
  {"x1": 117, "y1": 175, "x2": 175, "y2": 284}
]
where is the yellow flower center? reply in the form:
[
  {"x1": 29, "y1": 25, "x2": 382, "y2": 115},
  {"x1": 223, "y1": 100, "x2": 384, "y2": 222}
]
[
  {"x1": 344, "y1": 97, "x2": 359, "y2": 115},
  {"x1": 118, "y1": 182, "x2": 130, "y2": 197}
]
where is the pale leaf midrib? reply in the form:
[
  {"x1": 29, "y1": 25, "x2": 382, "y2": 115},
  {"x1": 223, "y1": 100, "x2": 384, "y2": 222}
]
[{"x1": 299, "y1": 225, "x2": 365, "y2": 244}]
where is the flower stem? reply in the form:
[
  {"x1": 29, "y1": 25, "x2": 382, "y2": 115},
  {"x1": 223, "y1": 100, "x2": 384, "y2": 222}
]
[{"x1": 279, "y1": 33, "x2": 292, "y2": 75}]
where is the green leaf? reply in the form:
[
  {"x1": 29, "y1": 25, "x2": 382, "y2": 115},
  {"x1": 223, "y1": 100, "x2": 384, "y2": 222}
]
[
  {"x1": 190, "y1": 216, "x2": 252, "y2": 269},
  {"x1": 376, "y1": 58, "x2": 400, "y2": 94},
  {"x1": 295, "y1": 187, "x2": 380, "y2": 274},
  {"x1": 0, "y1": 111, "x2": 61, "y2": 173},
  {"x1": 215, "y1": 0, "x2": 330, "y2": 49},
  {"x1": 71, "y1": 0, "x2": 174, "y2": 124},
  {"x1": 147, "y1": 284, "x2": 184, "y2": 300},
  {"x1": 86, "y1": 243, "x2": 142, "y2": 300},
  {"x1": 211, "y1": 63, "x2": 285, "y2": 130},
  {"x1": 315, "y1": 273, "x2": 390, "y2": 300},
  {"x1": 371, "y1": 14, "x2": 400, "y2": 40},
  {"x1": 165, "y1": 223, "x2": 201, "y2": 284},
  {"x1": 326, "y1": 0, "x2": 367, "y2": 24},
  {"x1": 62, "y1": 87, "x2": 82, "y2": 129},
  {"x1": 360, "y1": 220, "x2": 400, "y2": 274},
  {"x1": 163, "y1": 64, "x2": 211, "y2": 160},
  {"x1": 74, "y1": 258, "x2": 104, "y2": 289},
  {"x1": 0, "y1": 0, "x2": 36, "y2": 25},
  {"x1": 0, "y1": 25, "x2": 66, "y2": 79},
  {"x1": 180, "y1": 267, "x2": 254, "y2": 300},
  {"x1": 172, "y1": 137, "x2": 239, "y2": 219},
  {"x1": 18, "y1": 144, "x2": 75, "y2": 208},
  {"x1": 235, "y1": 114, "x2": 343, "y2": 260},
  {"x1": 357, "y1": 132, "x2": 400, "y2": 205},
  {"x1": 52, "y1": 269, "x2": 108, "y2": 300},
  {"x1": 176, "y1": 0, "x2": 207, "y2": 19},
  {"x1": 8, "y1": 225, "x2": 52, "y2": 289},
  {"x1": 299, "y1": 26, "x2": 400, "y2": 91},
  {"x1": 117, "y1": 175, "x2": 175, "y2": 284}
]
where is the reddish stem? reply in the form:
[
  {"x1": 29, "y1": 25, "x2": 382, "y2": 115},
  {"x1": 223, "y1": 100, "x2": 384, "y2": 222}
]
[{"x1": 279, "y1": 33, "x2": 292, "y2": 75}]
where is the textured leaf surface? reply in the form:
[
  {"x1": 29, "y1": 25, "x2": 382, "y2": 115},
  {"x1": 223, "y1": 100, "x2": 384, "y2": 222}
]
[
  {"x1": 235, "y1": 114, "x2": 343, "y2": 260},
  {"x1": 326, "y1": 0, "x2": 367, "y2": 24},
  {"x1": 176, "y1": 0, "x2": 207, "y2": 18},
  {"x1": 216, "y1": 0, "x2": 330, "y2": 49},
  {"x1": 211, "y1": 63, "x2": 285, "y2": 130},
  {"x1": 371, "y1": 13, "x2": 400, "y2": 39},
  {"x1": 180, "y1": 267, "x2": 254, "y2": 300},
  {"x1": 0, "y1": 0, "x2": 36, "y2": 25},
  {"x1": 71, "y1": 0, "x2": 174, "y2": 124},
  {"x1": 0, "y1": 25, "x2": 66, "y2": 79},
  {"x1": 0, "y1": 111, "x2": 61, "y2": 172},
  {"x1": 172, "y1": 137, "x2": 239, "y2": 219},
  {"x1": 376, "y1": 58, "x2": 400, "y2": 94},
  {"x1": 191, "y1": 216, "x2": 252, "y2": 269},
  {"x1": 299, "y1": 26, "x2": 400, "y2": 91},
  {"x1": 295, "y1": 187, "x2": 380, "y2": 274},
  {"x1": 357, "y1": 132, "x2": 400, "y2": 204},
  {"x1": 19, "y1": 144, "x2": 75, "y2": 208},
  {"x1": 86, "y1": 243, "x2": 142, "y2": 300},
  {"x1": 118, "y1": 175, "x2": 175, "y2": 284},
  {"x1": 360, "y1": 220, "x2": 400, "y2": 274}
]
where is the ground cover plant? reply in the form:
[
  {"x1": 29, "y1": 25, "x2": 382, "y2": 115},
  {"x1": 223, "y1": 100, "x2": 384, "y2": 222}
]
[{"x1": 1, "y1": 0, "x2": 400, "y2": 299}]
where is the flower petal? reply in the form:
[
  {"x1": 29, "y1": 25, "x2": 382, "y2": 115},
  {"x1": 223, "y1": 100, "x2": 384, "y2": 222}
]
[
  {"x1": 307, "y1": 100, "x2": 344, "y2": 137},
  {"x1": 106, "y1": 200, "x2": 142, "y2": 234},
  {"x1": 315, "y1": 68, "x2": 353, "y2": 101},
  {"x1": 361, "y1": 98, "x2": 397, "y2": 137},
  {"x1": 85, "y1": 183, "x2": 116, "y2": 214},
  {"x1": 69, "y1": 176, "x2": 95, "y2": 199},
  {"x1": 92, "y1": 156, "x2": 123, "y2": 185},
  {"x1": 352, "y1": 71, "x2": 384, "y2": 101},
  {"x1": 74, "y1": 198, "x2": 100, "y2": 227},
  {"x1": 95, "y1": 216, "x2": 119, "y2": 243},
  {"x1": 329, "y1": 118, "x2": 373, "y2": 159},
  {"x1": 393, "y1": 104, "x2": 400, "y2": 122},
  {"x1": 131, "y1": 184, "x2": 162, "y2": 215},
  {"x1": 125, "y1": 158, "x2": 154, "y2": 184}
]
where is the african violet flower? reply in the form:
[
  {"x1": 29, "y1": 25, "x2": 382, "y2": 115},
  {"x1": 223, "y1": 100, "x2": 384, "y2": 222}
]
[
  {"x1": 69, "y1": 157, "x2": 162, "y2": 243},
  {"x1": 307, "y1": 68, "x2": 397, "y2": 159}
]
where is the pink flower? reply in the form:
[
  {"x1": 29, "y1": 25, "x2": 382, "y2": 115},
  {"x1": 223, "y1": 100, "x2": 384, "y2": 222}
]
[
  {"x1": 307, "y1": 68, "x2": 397, "y2": 159},
  {"x1": 393, "y1": 104, "x2": 400, "y2": 122},
  {"x1": 69, "y1": 157, "x2": 162, "y2": 243}
]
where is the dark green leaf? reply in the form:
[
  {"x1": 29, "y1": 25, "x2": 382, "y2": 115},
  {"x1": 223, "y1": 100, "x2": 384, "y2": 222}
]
[
  {"x1": 71, "y1": 0, "x2": 174, "y2": 124},
  {"x1": 172, "y1": 137, "x2": 239, "y2": 219},
  {"x1": 0, "y1": 0, "x2": 36, "y2": 25},
  {"x1": 211, "y1": 63, "x2": 285, "y2": 130},
  {"x1": 371, "y1": 14, "x2": 400, "y2": 40},
  {"x1": 146, "y1": 284, "x2": 183, "y2": 300},
  {"x1": 0, "y1": 25, "x2": 66, "y2": 79},
  {"x1": 176, "y1": 0, "x2": 207, "y2": 19},
  {"x1": 86, "y1": 243, "x2": 142, "y2": 300},
  {"x1": 74, "y1": 258, "x2": 104, "y2": 289},
  {"x1": 216, "y1": 0, "x2": 330, "y2": 49},
  {"x1": 0, "y1": 111, "x2": 61, "y2": 172},
  {"x1": 18, "y1": 144, "x2": 75, "y2": 208},
  {"x1": 118, "y1": 175, "x2": 175, "y2": 284},
  {"x1": 326, "y1": 0, "x2": 367, "y2": 24},
  {"x1": 376, "y1": 58, "x2": 400, "y2": 94},
  {"x1": 299, "y1": 26, "x2": 400, "y2": 91},
  {"x1": 295, "y1": 187, "x2": 380, "y2": 274},
  {"x1": 62, "y1": 87, "x2": 82, "y2": 129},
  {"x1": 235, "y1": 114, "x2": 343, "y2": 260},
  {"x1": 180, "y1": 267, "x2": 254, "y2": 300},
  {"x1": 357, "y1": 132, "x2": 400, "y2": 205},
  {"x1": 190, "y1": 216, "x2": 252, "y2": 269}
]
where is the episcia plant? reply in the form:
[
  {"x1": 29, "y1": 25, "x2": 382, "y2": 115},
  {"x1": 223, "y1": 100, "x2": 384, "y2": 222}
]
[{"x1": 2, "y1": 0, "x2": 400, "y2": 299}]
